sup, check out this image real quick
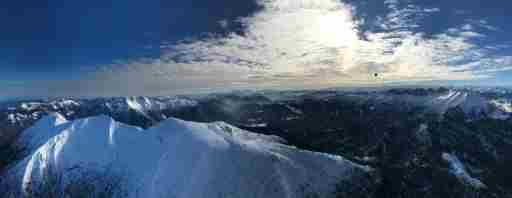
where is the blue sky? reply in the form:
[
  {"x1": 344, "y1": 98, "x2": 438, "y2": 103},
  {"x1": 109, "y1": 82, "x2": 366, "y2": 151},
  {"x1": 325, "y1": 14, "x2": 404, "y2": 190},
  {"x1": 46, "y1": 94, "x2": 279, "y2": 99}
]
[
  {"x1": 2, "y1": 0, "x2": 512, "y2": 97},
  {"x1": 0, "y1": 0, "x2": 159, "y2": 78}
]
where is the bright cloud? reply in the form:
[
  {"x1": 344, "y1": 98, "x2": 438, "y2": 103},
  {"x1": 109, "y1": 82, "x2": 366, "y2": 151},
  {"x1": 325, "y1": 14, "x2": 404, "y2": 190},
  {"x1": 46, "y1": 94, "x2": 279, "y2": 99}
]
[{"x1": 50, "y1": 0, "x2": 512, "y2": 96}]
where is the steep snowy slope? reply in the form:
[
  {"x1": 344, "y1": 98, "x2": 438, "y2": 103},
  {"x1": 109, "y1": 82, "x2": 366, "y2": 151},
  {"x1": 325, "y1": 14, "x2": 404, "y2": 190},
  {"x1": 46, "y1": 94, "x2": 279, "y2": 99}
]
[
  {"x1": 7, "y1": 115, "x2": 372, "y2": 198},
  {"x1": 16, "y1": 112, "x2": 69, "y2": 152},
  {"x1": 354, "y1": 90, "x2": 512, "y2": 120},
  {"x1": 428, "y1": 91, "x2": 511, "y2": 120},
  {"x1": 442, "y1": 153, "x2": 486, "y2": 189}
]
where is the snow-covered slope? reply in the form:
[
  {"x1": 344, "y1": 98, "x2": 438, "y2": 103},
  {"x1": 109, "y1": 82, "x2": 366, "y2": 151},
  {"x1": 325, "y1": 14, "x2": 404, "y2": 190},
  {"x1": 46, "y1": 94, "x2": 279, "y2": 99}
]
[
  {"x1": 429, "y1": 91, "x2": 511, "y2": 120},
  {"x1": 356, "y1": 90, "x2": 512, "y2": 120},
  {"x1": 125, "y1": 96, "x2": 197, "y2": 113},
  {"x1": 17, "y1": 112, "x2": 69, "y2": 152},
  {"x1": 442, "y1": 153, "x2": 486, "y2": 189},
  {"x1": 8, "y1": 115, "x2": 371, "y2": 198}
]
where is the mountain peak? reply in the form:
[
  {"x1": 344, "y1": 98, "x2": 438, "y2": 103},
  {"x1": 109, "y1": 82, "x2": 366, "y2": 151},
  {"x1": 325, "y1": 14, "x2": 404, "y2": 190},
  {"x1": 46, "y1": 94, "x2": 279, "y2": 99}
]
[{"x1": 8, "y1": 115, "x2": 372, "y2": 198}]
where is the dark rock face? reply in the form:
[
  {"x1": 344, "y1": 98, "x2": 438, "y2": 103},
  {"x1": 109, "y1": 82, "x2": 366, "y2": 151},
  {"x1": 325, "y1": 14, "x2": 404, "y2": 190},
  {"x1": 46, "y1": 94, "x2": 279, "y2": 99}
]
[
  {"x1": 1, "y1": 88, "x2": 512, "y2": 198},
  {"x1": 386, "y1": 87, "x2": 450, "y2": 96}
]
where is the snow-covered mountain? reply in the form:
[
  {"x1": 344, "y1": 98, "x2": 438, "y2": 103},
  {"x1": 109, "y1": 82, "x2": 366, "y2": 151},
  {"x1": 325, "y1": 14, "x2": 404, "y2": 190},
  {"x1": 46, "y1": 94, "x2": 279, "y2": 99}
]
[
  {"x1": 1, "y1": 88, "x2": 510, "y2": 152},
  {"x1": 1, "y1": 87, "x2": 512, "y2": 198},
  {"x1": 6, "y1": 114, "x2": 372, "y2": 198},
  {"x1": 0, "y1": 96, "x2": 198, "y2": 132},
  {"x1": 1, "y1": 88, "x2": 510, "y2": 134},
  {"x1": 349, "y1": 89, "x2": 512, "y2": 120},
  {"x1": 414, "y1": 90, "x2": 511, "y2": 120}
]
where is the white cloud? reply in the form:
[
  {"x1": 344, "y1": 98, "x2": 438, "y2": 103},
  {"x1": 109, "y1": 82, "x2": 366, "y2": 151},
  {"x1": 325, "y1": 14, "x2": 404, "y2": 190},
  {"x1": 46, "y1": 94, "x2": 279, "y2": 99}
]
[
  {"x1": 423, "y1": 8, "x2": 440, "y2": 13},
  {"x1": 461, "y1": 24, "x2": 473, "y2": 31},
  {"x1": 459, "y1": 31, "x2": 484, "y2": 38},
  {"x1": 466, "y1": 19, "x2": 499, "y2": 31},
  {"x1": 36, "y1": 0, "x2": 511, "y2": 96}
]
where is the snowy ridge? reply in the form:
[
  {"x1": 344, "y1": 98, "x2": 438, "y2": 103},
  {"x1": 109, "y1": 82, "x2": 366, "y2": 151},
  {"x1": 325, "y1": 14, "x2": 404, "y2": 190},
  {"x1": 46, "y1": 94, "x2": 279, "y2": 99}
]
[
  {"x1": 0, "y1": 96, "x2": 199, "y2": 130},
  {"x1": 360, "y1": 90, "x2": 512, "y2": 120},
  {"x1": 125, "y1": 96, "x2": 197, "y2": 113},
  {"x1": 20, "y1": 103, "x2": 43, "y2": 111},
  {"x1": 126, "y1": 97, "x2": 152, "y2": 113},
  {"x1": 17, "y1": 112, "x2": 69, "y2": 152},
  {"x1": 430, "y1": 91, "x2": 469, "y2": 113},
  {"x1": 422, "y1": 90, "x2": 511, "y2": 120},
  {"x1": 490, "y1": 100, "x2": 512, "y2": 113},
  {"x1": 125, "y1": 97, "x2": 153, "y2": 120},
  {"x1": 436, "y1": 91, "x2": 511, "y2": 120},
  {"x1": 8, "y1": 115, "x2": 371, "y2": 198}
]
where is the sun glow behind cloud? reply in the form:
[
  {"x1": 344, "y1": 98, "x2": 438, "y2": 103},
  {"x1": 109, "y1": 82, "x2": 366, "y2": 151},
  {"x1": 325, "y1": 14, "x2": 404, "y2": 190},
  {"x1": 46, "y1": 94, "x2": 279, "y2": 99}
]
[
  {"x1": 15, "y1": 0, "x2": 512, "y2": 97},
  {"x1": 152, "y1": 0, "x2": 508, "y2": 89}
]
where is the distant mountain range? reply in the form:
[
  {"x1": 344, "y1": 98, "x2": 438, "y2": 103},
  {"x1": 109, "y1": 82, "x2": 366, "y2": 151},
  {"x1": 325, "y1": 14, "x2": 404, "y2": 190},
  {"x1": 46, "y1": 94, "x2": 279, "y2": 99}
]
[
  {"x1": 1, "y1": 87, "x2": 511, "y2": 132},
  {"x1": 1, "y1": 87, "x2": 512, "y2": 198}
]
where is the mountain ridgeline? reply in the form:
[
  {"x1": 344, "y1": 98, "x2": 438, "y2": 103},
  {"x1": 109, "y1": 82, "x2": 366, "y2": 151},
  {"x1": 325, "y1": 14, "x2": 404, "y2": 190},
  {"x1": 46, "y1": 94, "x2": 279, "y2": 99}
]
[{"x1": 1, "y1": 87, "x2": 512, "y2": 198}]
